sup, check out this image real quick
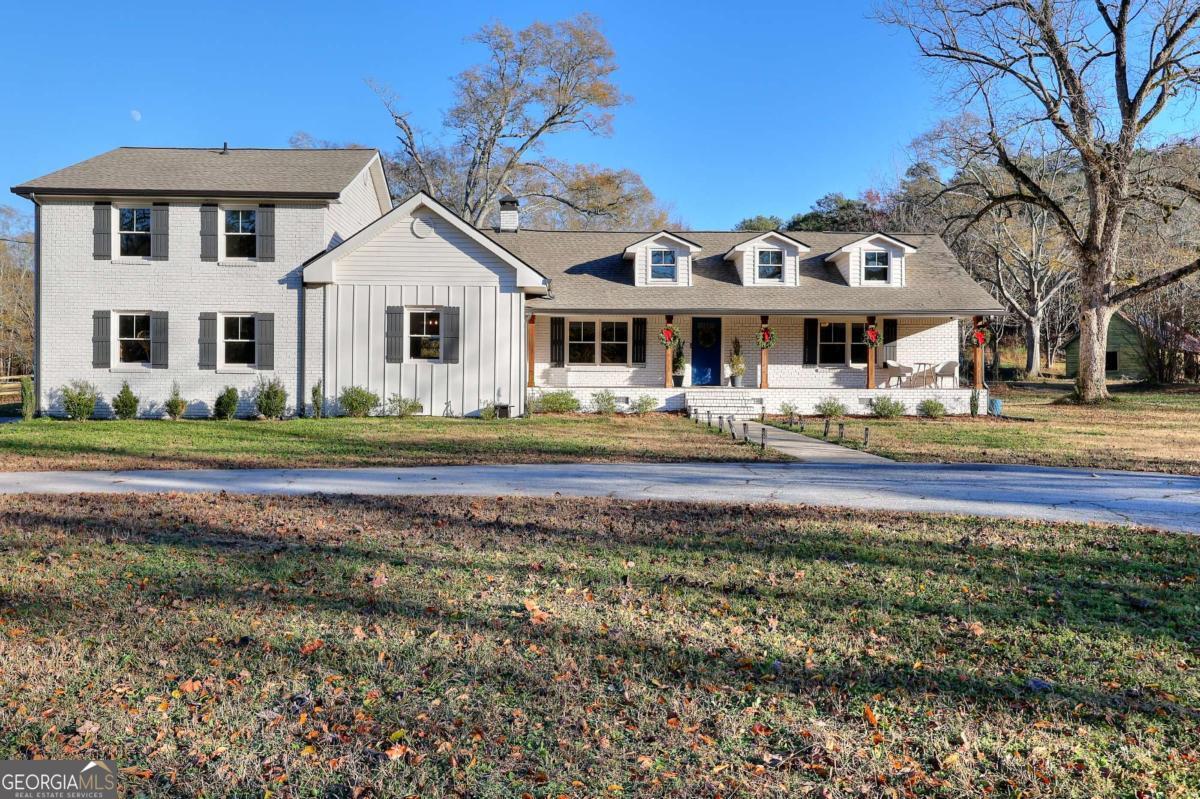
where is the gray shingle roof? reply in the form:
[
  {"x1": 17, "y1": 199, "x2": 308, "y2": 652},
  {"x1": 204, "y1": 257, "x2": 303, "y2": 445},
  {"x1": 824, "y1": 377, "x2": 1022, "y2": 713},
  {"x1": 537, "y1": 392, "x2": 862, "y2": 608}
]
[
  {"x1": 481, "y1": 229, "x2": 1005, "y2": 315},
  {"x1": 11, "y1": 147, "x2": 379, "y2": 199}
]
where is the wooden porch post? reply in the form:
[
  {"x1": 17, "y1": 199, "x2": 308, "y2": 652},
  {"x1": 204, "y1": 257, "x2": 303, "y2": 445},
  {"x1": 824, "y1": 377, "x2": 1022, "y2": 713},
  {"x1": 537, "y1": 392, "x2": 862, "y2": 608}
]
[
  {"x1": 760, "y1": 315, "x2": 769, "y2": 389},
  {"x1": 526, "y1": 314, "x2": 536, "y2": 388},
  {"x1": 664, "y1": 314, "x2": 674, "y2": 388},
  {"x1": 866, "y1": 315, "x2": 876, "y2": 389},
  {"x1": 972, "y1": 315, "x2": 985, "y2": 390}
]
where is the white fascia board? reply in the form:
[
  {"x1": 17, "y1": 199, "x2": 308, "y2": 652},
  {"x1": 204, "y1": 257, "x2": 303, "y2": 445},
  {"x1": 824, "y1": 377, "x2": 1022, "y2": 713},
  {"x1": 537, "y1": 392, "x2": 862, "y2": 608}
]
[
  {"x1": 823, "y1": 233, "x2": 918, "y2": 262},
  {"x1": 723, "y1": 231, "x2": 811, "y2": 261},
  {"x1": 622, "y1": 231, "x2": 703, "y2": 260}
]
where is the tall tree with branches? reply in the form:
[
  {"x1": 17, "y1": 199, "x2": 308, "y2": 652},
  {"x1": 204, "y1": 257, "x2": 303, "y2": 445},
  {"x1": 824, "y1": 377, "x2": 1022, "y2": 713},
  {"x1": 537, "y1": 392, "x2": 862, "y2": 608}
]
[
  {"x1": 375, "y1": 14, "x2": 667, "y2": 230},
  {"x1": 882, "y1": 0, "x2": 1200, "y2": 401}
]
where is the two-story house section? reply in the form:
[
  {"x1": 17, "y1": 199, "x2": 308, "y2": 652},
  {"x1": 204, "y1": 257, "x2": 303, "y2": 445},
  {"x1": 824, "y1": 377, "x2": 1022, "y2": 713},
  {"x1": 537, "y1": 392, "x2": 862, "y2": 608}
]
[{"x1": 13, "y1": 146, "x2": 391, "y2": 417}]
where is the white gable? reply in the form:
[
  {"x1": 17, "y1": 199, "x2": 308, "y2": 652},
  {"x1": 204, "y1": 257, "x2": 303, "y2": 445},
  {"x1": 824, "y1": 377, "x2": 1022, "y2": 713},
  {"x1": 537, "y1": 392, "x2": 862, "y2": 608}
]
[
  {"x1": 724, "y1": 232, "x2": 810, "y2": 287},
  {"x1": 824, "y1": 234, "x2": 915, "y2": 288},
  {"x1": 625, "y1": 232, "x2": 702, "y2": 287}
]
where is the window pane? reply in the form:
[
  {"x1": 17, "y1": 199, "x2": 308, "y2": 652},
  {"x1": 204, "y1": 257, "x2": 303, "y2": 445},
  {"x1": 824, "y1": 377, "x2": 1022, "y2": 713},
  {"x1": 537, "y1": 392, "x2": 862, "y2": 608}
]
[
  {"x1": 568, "y1": 342, "x2": 595, "y2": 363},
  {"x1": 226, "y1": 234, "x2": 256, "y2": 258},
  {"x1": 120, "y1": 233, "x2": 150, "y2": 257},
  {"x1": 819, "y1": 344, "x2": 844, "y2": 364},
  {"x1": 414, "y1": 312, "x2": 439, "y2": 336},
  {"x1": 224, "y1": 316, "x2": 239, "y2": 339},
  {"x1": 225, "y1": 341, "x2": 255, "y2": 364},
  {"x1": 602, "y1": 321, "x2": 628, "y2": 342},
  {"x1": 600, "y1": 342, "x2": 627, "y2": 364},
  {"x1": 651, "y1": 264, "x2": 676, "y2": 280},
  {"x1": 758, "y1": 263, "x2": 782, "y2": 280},
  {"x1": 759, "y1": 250, "x2": 783, "y2": 265},
  {"x1": 409, "y1": 336, "x2": 440, "y2": 359},
  {"x1": 865, "y1": 251, "x2": 889, "y2": 266},
  {"x1": 119, "y1": 339, "x2": 150, "y2": 363},
  {"x1": 119, "y1": 208, "x2": 135, "y2": 232},
  {"x1": 240, "y1": 210, "x2": 256, "y2": 234},
  {"x1": 569, "y1": 321, "x2": 595, "y2": 342},
  {"x1": 135, "y1": 208, "x2": 151, "y2": 231},
  {"x1": 225, "y1": 210, "x2": 240, "y2": 233},
  {"x1": 651, "y1": 250, "x2": 675, "y2": 265},
  {"x1": 118, "y1": 315, "x2": 133, "y2": 338},
  {"x1": 820, "y1": 323, "x2": 846, "y2": 343},
  {"x1": 134, "y1": 314, "x2": 150, "y2": 337},
  {"x1": 864, "y1": 266, "x2": 889, "y2": 281},
  {"x1": 850, "y1": 325, "x2": 868, "y2": 364}
]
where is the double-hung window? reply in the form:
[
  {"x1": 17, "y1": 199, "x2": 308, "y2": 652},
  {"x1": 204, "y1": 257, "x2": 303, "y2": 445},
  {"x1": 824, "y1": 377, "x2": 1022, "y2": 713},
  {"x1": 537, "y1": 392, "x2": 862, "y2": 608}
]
[
  {"x1": 224, "y1": 209, "x2": 257, "y2": 258},
  {"x1": 850, "y1": 322, "x2": 869, "y2": 365},
  {"x1": 600, "y1": 321, "x2": 629, "y2": 364},
  {"x1": 223, "y1": 315, "x2": 256, "y2": 366},
  {"x1": 650, "y1": 249, "x2": 677, "y2": 281},
  {"x1": 118, "y1": 208, "x2": 152, "y2": 258},
  {"x1": 863, "y1": 251, "x2": 890, "y2": 282},
  {"x1": 408, "y1": 310, "x2": 441, "y2": 360},
  {"x1": 117, "y1": 313, "x2": 151, "y2": 364},
  {"x1": 757, "y1": 249, "x2": 783, "y2": 281},
  {"x1": 568, "y1": 321, "x2": 596, "y2": 364},
  {"x1": 818, "y1": 321, "x2": 847, "y2": 365}
]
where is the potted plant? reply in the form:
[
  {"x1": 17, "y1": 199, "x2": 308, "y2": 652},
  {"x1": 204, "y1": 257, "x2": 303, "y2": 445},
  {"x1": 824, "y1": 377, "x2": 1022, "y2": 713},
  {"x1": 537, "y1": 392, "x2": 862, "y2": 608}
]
[
  {"x1": 729, "y1": 337, "x2": 746, "y2": 387},
  {"x1": 672, "y1": 341, "x2": 686, "y2": 387}
]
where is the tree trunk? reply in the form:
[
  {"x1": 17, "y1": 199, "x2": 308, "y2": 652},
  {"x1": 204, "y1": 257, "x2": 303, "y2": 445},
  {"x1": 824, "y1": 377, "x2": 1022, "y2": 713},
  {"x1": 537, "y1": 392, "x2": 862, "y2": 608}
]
[
  {"x1": 1024, "y1": 316, "x2": 1042, "y2": 378},
  {"x1": 1076, "y1": 276, "x2": 1114, "y2": 401}
]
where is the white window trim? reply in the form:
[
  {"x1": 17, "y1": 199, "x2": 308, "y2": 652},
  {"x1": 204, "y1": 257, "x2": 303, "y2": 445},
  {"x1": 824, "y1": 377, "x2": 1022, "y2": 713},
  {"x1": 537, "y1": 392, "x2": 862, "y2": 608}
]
[
  {"x1": 565, "y1": 316, "x2": 633, "y2": 367},
  {"x1": 647, "y1": 248, "x2": 679, "y2": 283},
  {"x1": 112, "y1": 203, "x2": 153, "y2": 263},
  {"x1": 406, "y1": 307, "x2": 443, "y2": 363},
  {"x1": 220, "y1": 205, "x2": 258, "y2": 263},
  {"x1": 217, "y1": 312, "x2": 257, "y2": 372},
  {"x1": 862, "y1": 249, "x2": 891, "y2": 283},
  {"x1": 111, "y1": 310, "x2": 153, "y2": 372},
  {"x1": 755, "y1": 248, "x2": 785, "y2": 284}
]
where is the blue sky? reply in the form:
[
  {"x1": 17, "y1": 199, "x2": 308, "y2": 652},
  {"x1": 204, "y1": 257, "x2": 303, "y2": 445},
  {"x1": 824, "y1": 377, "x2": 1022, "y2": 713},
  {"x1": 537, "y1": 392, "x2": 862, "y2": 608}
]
[{"x1": 2, "y1": 1, "x2": 943, "y2": 229}]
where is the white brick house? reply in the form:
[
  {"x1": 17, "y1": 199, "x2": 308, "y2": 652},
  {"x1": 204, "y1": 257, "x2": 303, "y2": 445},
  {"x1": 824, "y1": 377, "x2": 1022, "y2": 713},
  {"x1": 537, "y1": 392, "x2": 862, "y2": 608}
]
[{"x1": 14, "y1": 146, "x2": 1003, "y2": 419}]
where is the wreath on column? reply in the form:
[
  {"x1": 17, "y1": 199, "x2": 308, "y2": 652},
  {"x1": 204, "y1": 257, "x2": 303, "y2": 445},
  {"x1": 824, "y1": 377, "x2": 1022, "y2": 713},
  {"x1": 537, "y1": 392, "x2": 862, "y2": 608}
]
[
  {"x1": 971, "y1": 328, "x2": 991, "y2": 347},
  {"x1": 861, "y1": 325, "x2": 881, "y2": 348},
  {"x1": 756, "y1": 325, "x2": 777, "y2": 350},
  {"x1": 659, "y1": 323, "x2": 681, "y2": 349}
]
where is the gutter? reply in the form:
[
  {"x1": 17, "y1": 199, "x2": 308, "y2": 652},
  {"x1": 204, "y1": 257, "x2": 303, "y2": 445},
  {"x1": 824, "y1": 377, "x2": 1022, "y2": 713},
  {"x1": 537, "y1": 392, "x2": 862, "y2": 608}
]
[{"x1": 10, "y1": 187, "x2": 342, "y2": 200}]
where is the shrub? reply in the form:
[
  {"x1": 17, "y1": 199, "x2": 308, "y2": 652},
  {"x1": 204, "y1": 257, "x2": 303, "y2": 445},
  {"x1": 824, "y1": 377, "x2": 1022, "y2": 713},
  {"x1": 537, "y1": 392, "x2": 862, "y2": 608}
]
[
  {"x1": 969, "y1": 388, "x2": 981, "y2": 417},
  {"x1": 869, "y1": 396, "x2": 906, "y2": 418},
  {"x1": 310, "y1": 381, "x2": 324, "y2": 419},
  {"x1": 591, "y1": 390, "x2": 618, "y2": 415},
  {"x1": 530, "y1": 390, "x2": 580, "y2": 414},
  {"x1": 813, "y1": 397, "x2": 848, "y2": 418},
  {"x1": 480, "y1": 401, "x2": 499, "y2": 421},
  {"x1": 255, "y1": 376, "x2": 288, "y2": 420},
  {"x1": 386, "y1": 395, "x2": 423, "y2": 417},
  {"x1": 60, "y1": 380, "x2": 100, "y2": 421},
  {"x1": 20, "y1": 376, "x2": 35, "y2": 421},
  {"x1": 164, "y1": 382, "x2": 188, "y2": 420},
  {"x1": 338, "y1": 385, "x2": 380, "y2": 418},
  {"x1": 917, "y1": 398, "x2": 947, "y2": 419},
  {"x1": 632, "y1": 395, "x2": 658, "y2": 415},
  {"x1": 112, "y1": 381, "x2": 139, "y2": 420},
  {"x1": 778, "y1": 400, "x2": 798, "y2": 421},
  {"x1": 214, "y1": 386, "x2": 239, "y2": 420}
]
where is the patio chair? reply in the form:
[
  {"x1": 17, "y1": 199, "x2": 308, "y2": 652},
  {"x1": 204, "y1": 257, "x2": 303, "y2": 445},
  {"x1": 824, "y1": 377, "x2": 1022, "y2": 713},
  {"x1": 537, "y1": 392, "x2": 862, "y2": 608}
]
[
  {"x1": 883, "y1": 360, "x2": 913, "y2": 388},
  {"x1": 933, "y1": 360, "x2": 958, "y2": 387}
]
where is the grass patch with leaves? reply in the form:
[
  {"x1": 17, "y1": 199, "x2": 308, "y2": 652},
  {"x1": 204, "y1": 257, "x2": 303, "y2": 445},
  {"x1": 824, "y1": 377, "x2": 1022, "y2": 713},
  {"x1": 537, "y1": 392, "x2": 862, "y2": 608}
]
[
  {"x1": 0, "y1": 413, "x2": 783, "y2": 471},
  {"x1": 0, "y1": 493, "x2": 1196, "y2": 797}
]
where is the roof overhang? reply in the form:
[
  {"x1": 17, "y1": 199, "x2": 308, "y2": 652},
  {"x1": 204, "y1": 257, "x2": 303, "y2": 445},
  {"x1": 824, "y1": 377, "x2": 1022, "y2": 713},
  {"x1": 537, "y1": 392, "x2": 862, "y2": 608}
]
[
  {"x1": 621, "y1": 231, "x2": 703, "y2": 260},
  {"x1": 10, "y1": 186, "x2": 341, "y2": 200},
  {"x1": 303, "y1": 190, "x2": 549, "y2": 291},
  {"x1": 824, "y1": 233, "x2": 918, "y2": 262},
  {"x1": 723, "y1": 230, "x2": 811, "y2": 261}
]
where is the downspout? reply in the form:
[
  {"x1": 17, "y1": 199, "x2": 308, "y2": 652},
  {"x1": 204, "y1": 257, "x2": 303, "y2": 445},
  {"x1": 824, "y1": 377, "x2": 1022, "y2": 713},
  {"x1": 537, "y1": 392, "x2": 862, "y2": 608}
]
[
  {"x1": 297, "y1": 276, "x2": 305, "y2": 417},
  {"x1": 31, "y1": 193, "x2": 41, "y2": 416}
]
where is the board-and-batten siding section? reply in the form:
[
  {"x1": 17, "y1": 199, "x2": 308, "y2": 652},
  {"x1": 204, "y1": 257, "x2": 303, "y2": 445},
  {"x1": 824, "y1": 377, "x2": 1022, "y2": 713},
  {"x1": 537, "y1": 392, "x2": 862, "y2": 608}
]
[{"x1": 322, "y1": 208, "x2": 525, "y2": 416}]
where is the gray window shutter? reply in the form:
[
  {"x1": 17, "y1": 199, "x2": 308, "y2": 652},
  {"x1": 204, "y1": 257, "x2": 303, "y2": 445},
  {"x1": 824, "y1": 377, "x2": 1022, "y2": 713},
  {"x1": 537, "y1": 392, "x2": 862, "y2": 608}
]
[
  {"x1": 441, "y1": 306, "x2": 460, "y2": 364},
  {"x1": 257, "y1": 205, "x2": 275, "y2": 261},
  {"x1": 385, "y1": 306, "x2": 404, "y2": 363},
  {"x1": 200, "y1": 205, "x2": 218, "y2": 262},
  {"x1": 92, "y1": 310, "x2": 110, "y2": 368},
  {"x1": 150, "y1": 311, "x2": 169, "y2": 369},
  {"x1": 549, "y1": 317, "x2": 565, "y2": 367},
  {"x1": 631, "y1": 317, "x2": 647, "y2": 364},
  {"x1": 93, "y1": 203, "x2": 111, "y2": 260},
  {"x1": 198, "y1": 312, "x2": 217, "y2": 369},
  {"x1": 151, "y1": 203, "x2": 169, "y2": 260},
  {"x1": 255, "y1": 312, "x2": 274, "y2": 370}
]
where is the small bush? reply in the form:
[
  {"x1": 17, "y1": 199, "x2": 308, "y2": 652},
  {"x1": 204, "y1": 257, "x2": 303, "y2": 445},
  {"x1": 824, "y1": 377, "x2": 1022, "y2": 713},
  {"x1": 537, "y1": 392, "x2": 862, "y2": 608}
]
[
  {"x1": 869, "y1": 396, "x2": 907, "y2": 418},
  {"x1": 20, "y1": 376, "x2": 35, "y2": 421},
  {"x1": 917, "y1": 398, "x2": 947, "y2": 419},
  {"x1": 591, "y1": 390, "x2": 618, "y2": 415},
  {"x1": 112, "y1": 381, "x2": 139, "y2": 420},
  {"x1": 214, "y1": 386, "x2": 239, "y2": 420},
  {"x1": 778, "y1": 400, "x2": 798, "y2": 420},
  {"x1": 480, "y1": 401, "x2": 499, "y2": 421},
  {"x1": 339, "y1": 385, "x2": 380, "y2": 418},
  {"x1": 255, "y1": 376, "x2": 288, "y2": 420},
  {"x1": 387, "y1": 395, "x2": 424, "y2": 417},
  {"x1": 310, "y1": 381, "x2": 324, "y2": 419},
  {"x1": 530, "y1": 390, "x2": 580, "y2": 414},
  {"x1": 813, "y1": 397, "x2": 848, "y2": 418},
  {"x1": 60, "y1": 380, "x2": 100, "y2": 421},
  {"x1": 969, "y1": 388, "x2": 981, "y2": 417},
  {"x1": 163, "y1": 382, "x2": 188, "y2": 420},
  {"x1": 632, "y1": 395, "x2": 658, "y2": 415}
]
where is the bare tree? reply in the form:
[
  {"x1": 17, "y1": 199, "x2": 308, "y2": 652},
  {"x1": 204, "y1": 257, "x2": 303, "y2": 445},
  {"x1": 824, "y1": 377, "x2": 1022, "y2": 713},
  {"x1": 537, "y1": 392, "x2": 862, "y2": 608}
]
[
  {"x1": 374, "y1": 14, "x2": 669, "y2": 230},
  {"x1": 0, "y1": 205, "x2": 33, "y2": 377},
  {"x1": 882, "y1": 0, "x2": 1200, "y2": 401}
]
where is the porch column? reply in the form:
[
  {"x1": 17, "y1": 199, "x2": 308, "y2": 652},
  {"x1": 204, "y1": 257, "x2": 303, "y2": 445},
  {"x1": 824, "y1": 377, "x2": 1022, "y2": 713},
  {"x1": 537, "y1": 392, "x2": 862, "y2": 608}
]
[
  {"x1": 664, "y1": 314, "x2": 674, "y2": 388},
  {"x1": 759, "y1": 315, "x2": 769, "y2": 388},
  {"x1": 866, "y1": 315, "x2": 876, "y2": 389},
  {"x1": 972, "y1": 315, "x2": 985, "y2": 390},
  {"x1": 526, "y1": 314, "x2": 536, "y2": 388}
]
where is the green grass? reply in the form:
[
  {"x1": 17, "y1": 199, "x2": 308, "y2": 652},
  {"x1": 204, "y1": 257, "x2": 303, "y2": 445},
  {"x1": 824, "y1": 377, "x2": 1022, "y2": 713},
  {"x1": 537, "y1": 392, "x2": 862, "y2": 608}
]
[
  {"x1": 0, "y1": 494, "x2": 1195, "y2": 797},
  {"x1": 0, "y1": 413, "x2": 785, "y2": 471},
  {"x1": 774, "y1": 386, "x2": 1200, "y2": 474}
]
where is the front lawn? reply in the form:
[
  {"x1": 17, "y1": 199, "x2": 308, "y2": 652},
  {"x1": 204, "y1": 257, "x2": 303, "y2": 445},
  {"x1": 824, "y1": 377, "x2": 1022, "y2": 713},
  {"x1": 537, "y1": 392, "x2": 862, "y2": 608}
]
[
  {"x1": 0, "y1": 413, "x2": 783, "y2": 471},
  {"x1": 0, "y1": 494, "x2": 1196, "y2": 797},
  {"x1": 778, "y1": 386, "x2": 1200, "y2": 474}
]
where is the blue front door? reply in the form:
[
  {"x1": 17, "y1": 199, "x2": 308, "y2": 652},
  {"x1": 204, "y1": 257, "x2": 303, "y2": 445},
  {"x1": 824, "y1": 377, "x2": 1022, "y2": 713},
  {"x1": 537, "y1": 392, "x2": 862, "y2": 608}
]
[{"x1": 691, "y1": 317, "x2": 722, "y2": 386}]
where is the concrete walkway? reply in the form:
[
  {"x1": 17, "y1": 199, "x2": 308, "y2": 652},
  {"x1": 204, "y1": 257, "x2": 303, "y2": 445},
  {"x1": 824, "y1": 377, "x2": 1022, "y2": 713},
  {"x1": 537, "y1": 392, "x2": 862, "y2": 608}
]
[
  {"x1": 729, "y1": 420, "x2": 892, "y2": 463},
  {"x1": 0, "y1": 460, "x2": 1197, "y2": 532}
]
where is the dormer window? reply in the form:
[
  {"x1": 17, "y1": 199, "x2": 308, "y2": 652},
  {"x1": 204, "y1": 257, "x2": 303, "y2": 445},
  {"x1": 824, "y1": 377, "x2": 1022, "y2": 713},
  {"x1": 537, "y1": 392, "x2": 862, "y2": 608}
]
[
  {"x1": 650, "y1": 249, "x2": 677, "y2": 281},
  {"x1": 864, "y1": 251, "x2": 890, "y2": 282},
  {"x1": 757, "y1": 250, "x2": 783, "y2": 281}
]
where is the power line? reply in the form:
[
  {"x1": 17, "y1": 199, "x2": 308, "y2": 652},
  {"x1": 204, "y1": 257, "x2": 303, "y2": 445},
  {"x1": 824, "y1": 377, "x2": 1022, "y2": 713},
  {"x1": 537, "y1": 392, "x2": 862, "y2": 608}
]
[{"x1": 0, "y1": 237, "x2": 31, "y2": 246}]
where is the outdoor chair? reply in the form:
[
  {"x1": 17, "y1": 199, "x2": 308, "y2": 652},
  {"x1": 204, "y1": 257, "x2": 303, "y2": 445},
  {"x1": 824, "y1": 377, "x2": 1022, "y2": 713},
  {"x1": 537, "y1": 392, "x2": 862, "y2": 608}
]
[
  {"x1": 933, "y1": 360, "x2": 958, "y2": 387},
  {"x1": 883, "y1": 360, "x2": 913, "y2": 388}
]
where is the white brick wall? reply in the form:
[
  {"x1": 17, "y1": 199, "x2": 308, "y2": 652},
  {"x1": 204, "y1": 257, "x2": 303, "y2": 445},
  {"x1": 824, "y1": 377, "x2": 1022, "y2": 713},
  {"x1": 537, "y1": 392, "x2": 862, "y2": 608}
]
[{"x1": 39, "y1": 199, "x2": 328, "y2": 418}]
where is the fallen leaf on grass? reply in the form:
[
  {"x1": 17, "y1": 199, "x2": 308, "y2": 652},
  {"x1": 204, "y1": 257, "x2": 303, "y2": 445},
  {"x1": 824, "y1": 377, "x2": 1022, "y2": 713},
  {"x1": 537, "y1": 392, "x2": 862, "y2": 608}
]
[
  {"x1": 300, "y1": 639, "x2": 324, "y2": 655},
  {"x1": 864, "y1": 704, "x2": 879, "y2": 728}
]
